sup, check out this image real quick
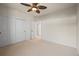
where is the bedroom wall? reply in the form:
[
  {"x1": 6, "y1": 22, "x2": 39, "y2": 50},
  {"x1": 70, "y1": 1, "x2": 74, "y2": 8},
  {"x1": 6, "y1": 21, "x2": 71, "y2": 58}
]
[
  {"x1": 77, "y1": 4, "x2": 79, "y2": 54},
  {"x1": 0, "y1": 4, "x2": 33, "y2": 47},
  {"x1": 35, "y1": 6, "x2": 77, "y2": 48},
  {"x1": 0, "y1": 4, "x2": 77, "y2": 48}
]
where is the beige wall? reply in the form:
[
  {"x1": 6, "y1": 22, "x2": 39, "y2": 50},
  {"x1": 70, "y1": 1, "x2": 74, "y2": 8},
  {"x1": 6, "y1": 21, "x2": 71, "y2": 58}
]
[
  {"x1": 77, "y1": 4, "x2": 79, "y2": 54},
  {"x1": 35, "y1": 6, "x2": 77, "y2": 48}
]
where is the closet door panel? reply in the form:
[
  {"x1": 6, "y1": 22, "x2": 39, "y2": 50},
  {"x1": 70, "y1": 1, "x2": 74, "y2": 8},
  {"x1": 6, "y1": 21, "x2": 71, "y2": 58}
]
[{"x1": 15, "y1": 19, "x2": 26, "y2": 42}]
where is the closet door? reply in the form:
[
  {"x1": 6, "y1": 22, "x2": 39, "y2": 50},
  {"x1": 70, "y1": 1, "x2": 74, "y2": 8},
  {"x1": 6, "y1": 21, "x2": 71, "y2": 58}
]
[
  {"x1": 0, "y1": 16, "x2": 9, "y2": 47},
  {"x1": 0, "y1": 16, "x2": 2, "y2": 45},
  {"x1": 15, "y1": 20, "x2": 26, "y2": 42},
  {"x1": 31, "y1": 22, "x2": 36, "y2": 39}
]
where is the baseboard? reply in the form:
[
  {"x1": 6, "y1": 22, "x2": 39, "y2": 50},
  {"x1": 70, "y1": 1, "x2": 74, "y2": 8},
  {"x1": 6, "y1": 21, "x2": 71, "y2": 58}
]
[{"x1": 43, "y1": 39, "x2": 76, "y2": 48}]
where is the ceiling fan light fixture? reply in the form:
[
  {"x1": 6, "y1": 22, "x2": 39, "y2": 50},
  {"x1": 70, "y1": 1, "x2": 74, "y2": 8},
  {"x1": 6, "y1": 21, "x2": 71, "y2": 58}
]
[
  {"x1": 21, "y1": 3, "x2": 47, "y2": 14},
  {"x1": 32, "y1": 7, "x2": 37, "y2": 11}
]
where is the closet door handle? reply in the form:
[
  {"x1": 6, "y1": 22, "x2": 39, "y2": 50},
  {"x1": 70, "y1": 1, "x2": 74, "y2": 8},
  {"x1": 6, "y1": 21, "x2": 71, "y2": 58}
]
[
  {"x1": 0, "y1": 32, "x2": 2, "y2": 34},
  {"x1": 24, "y1": 31, "x2": 26, "y2": 32},
  {"x1": 31, "y1": 30, "x2": 33, "y2": 32}
]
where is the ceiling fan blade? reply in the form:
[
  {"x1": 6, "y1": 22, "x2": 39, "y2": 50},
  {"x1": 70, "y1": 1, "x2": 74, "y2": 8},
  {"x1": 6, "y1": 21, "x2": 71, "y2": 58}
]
[
  {"x1": 32, "y1": 3, "x2": 38, "y2": 6},
  {"x1": 38, "y1": 5, "x2": 47, "y2": 9},
  {"x1": 27, "y1": 9, "x2": 32, "y2": 12},
  {"x1": 21, "y1": 3, "x2": 31, "y2": 7},
  {"x1": 36, "y1": 10, "x2": 40, "y2": 14}
]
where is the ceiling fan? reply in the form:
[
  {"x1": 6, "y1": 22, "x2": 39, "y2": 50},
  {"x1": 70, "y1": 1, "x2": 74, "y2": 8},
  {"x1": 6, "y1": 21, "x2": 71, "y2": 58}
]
[{"x1": 21, "y1": 3, "x2": 47, "y2": 14}]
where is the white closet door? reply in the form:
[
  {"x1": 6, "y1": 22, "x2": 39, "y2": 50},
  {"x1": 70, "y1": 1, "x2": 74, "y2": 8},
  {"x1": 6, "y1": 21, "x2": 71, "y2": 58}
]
[
  {"x1": 0, "y1": 17, "x2": 2, "y2": 44},
  {"x1": 31, "y1": 22, "x2": 36, "y2": 39},
  {"x1": 0, "y1": 16, "x2": 9, "y2": 47},
  {"x1": 15, "y1": 20, "x2": 26, "y2": 42}
]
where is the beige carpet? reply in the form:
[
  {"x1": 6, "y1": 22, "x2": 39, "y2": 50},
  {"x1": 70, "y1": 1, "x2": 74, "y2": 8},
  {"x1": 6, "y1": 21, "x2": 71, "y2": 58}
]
[{"x1": 0, "y1": 39, "x2": 78, "y2": 56}]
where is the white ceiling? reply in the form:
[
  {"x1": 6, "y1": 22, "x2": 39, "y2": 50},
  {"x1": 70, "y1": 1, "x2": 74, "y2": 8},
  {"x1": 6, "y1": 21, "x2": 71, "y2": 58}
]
[{"x1": 1, "y1": 3, "x2": 77, "y2": 16}]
